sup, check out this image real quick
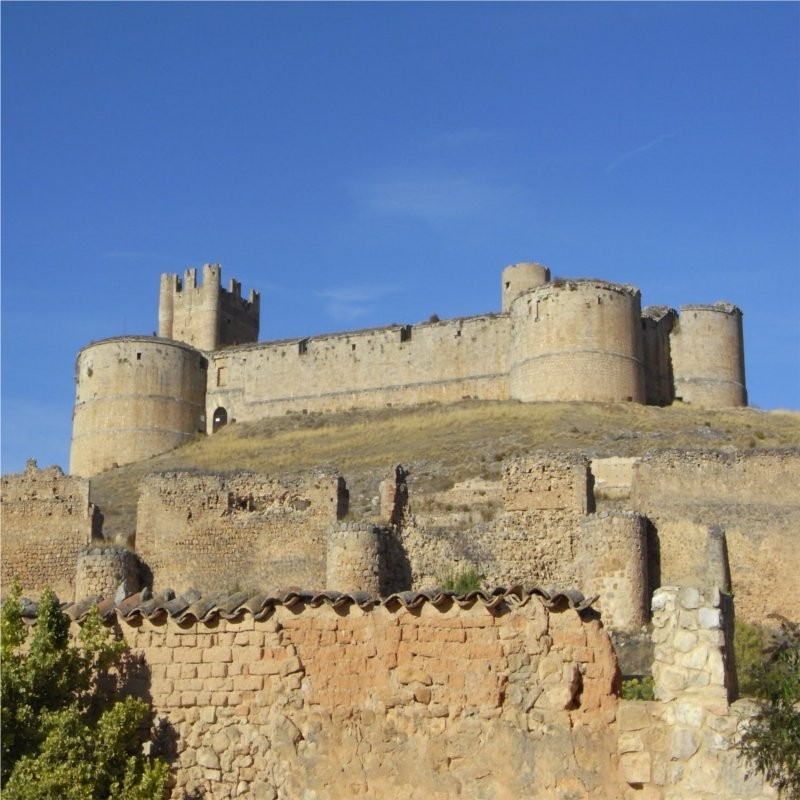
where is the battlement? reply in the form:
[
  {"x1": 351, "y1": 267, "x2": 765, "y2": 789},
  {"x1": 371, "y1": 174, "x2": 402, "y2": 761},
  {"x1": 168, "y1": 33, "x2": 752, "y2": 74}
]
[{"x1": 158, "y1": 263, "x2": 259, "y2": 351}]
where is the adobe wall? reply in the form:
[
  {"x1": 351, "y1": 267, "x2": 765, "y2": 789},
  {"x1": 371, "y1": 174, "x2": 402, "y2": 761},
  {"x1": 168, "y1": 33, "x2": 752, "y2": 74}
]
[
  {"x1": 205, "y1": 313, "x2": 510, "y2": 428},
  {"x1": 1, "y1": 460, "x2": 98, "y2": 600},
  {"x1": 508, "y1": 280, "x2": 646, "y2": 403},
  {"x1": 112, "y1": 591, "x2": 623, "y2": 799},
  {"x1": 70, "y1": 337, "x2": 208, "y2": 476},
  {"x1": 630, "y1": 449, "x2": 800, "y2": 626},
  {"x1": 135, "y1": 471, "x2": 347, "y2": 595}
]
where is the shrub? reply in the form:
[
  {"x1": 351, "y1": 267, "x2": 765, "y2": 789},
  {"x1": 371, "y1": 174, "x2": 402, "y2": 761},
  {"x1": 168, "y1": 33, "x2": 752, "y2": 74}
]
[
  {"x1": 735, "y1": 618, "x2": 767, "y2": 697},
  {"x1": 1, "y1": 581, "x2": 169, "y2": 799},
  {"x1": 620, "y1": 676, "x2": 655, "y2": 701},
  {"x1": 737, "y1": 617, "x2": 800, "y2": 799},
  {"x1": 438, "y1": 565, "x2": 483, "y2": 594}
]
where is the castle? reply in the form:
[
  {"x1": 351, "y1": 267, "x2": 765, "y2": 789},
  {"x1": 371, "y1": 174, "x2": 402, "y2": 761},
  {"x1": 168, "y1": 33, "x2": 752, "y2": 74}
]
[
  {"x1": 69, "y1": 262, "x2": 747, "y2": 476},
  {"x1": 4, "y1": 261, "x2": 797, "y2": 799}
]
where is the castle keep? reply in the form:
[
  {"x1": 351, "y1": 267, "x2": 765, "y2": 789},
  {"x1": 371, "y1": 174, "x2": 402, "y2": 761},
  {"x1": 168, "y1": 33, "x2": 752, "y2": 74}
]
[{"x1": 69, "y1": 262, "x2": 747, "y2": 476}]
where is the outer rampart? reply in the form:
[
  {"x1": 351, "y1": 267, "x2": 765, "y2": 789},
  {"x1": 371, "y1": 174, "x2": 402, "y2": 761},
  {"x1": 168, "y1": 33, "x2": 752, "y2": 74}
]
[
  {"x1": 70, "y1": 337, "x2": 208, "y2": 476},
  {"x1": 135, "y1": 471, "x2": 347, "y2": 595},
  {"x1": 508, "y1": 280, "x2": 646, "y2": 403},
  {"x1": 1, "y1": 460, "x2": 99, "y2": 599}
]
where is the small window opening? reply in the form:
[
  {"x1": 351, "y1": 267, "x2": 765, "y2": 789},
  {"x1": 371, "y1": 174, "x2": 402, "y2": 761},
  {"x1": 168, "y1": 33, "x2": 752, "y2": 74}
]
[
  {"x1": 299, "y1": 339, "x2": 309, "y2": 355},
  {"x1": 400, "y1": 325, "x2": 412, "y2": 343},
  {"x1": 217, "y1": 366, "x2": 228, "y2": 387},
  {"x1": 136, "y1": 352, "x2": 142, "y2": 360},
  {"x1": 351, "y1": 343, "x2": 356, "y2": 351},
  {"x1": 505, "y1": 281, "x2": 510, "y2": 290},
  {"x1": 213, "y1": 407, "x2": 228, "y2": 432}
]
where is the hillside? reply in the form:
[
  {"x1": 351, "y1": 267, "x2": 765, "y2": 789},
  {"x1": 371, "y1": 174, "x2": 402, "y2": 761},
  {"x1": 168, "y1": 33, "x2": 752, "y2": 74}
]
[{"x1": 88, "y1": 400, "x2": 800, "y2": 540}]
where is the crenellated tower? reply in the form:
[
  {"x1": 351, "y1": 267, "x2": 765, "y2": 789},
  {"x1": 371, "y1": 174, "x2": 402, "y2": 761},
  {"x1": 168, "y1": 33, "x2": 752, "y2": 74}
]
[{"x1": 159, "y1": 263, "x2": 260, "y2": 351}]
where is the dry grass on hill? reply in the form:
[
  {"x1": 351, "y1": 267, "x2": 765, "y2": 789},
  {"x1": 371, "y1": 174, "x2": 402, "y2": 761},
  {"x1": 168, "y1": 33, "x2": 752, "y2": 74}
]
[{"x1": 89, "y1": 400, "x2": 800, "y2": 540}]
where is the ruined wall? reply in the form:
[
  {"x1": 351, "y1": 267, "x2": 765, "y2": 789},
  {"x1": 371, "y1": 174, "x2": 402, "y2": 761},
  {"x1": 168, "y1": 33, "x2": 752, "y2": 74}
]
[
  {"x1": 135, "y1": 471, "x2": 346, "y2": 595},
  {"x1": 206, "y1": 313, "x2": 510, "y2": 428},
  {"x1": 112, "y1": 590, "x2": 622, "y2": 800},
  {"x1": 70, "y1": 337, "x2": 208, "y2": 476},
  {"x1": 509, "y1": 280, "x2": 646, "y2": 403},
  {"x1": 1, "y1": 460, "x2": 98, "y2": 599},
  {"x1": 398, "y1": 455, "x2": 650, "y2": 635},
  {"x1": 616, "y1": 586, "x2": 773, "y2": 799},
  {"x1": 631, "y1": 449, "x2": 800, "y2": 626},
  {"x1": 671, "y1": 303, "x2": 747, "y2": 408}
]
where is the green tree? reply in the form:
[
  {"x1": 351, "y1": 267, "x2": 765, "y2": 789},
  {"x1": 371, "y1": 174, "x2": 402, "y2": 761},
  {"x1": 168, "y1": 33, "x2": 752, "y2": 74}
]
[
  {"x1": 1, "y1": 581, "x2": 169, "y2": 800},
  {"x1": 738, "y1": 617, "x2": 800, "y2": 799}
]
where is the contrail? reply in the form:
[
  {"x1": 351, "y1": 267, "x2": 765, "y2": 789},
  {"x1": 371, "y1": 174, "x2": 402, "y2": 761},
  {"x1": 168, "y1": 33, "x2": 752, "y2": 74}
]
[{"x1": 605, "y1": 133, "x2": 675, "y2": 174}]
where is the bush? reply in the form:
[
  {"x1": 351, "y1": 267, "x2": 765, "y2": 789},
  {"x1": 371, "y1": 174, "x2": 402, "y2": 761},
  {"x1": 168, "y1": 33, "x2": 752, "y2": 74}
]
[
  {"x1": 438, "y1": 565, "x2": 483, "y2": 594},
  {"x1": 1, "y1": 581, "x2": 169, "y2": 799},
  {"x1": 621, "y1": 676, "x2": 655, "y2": 701},
  {"x1": 735, "y1": 618, "x2": 768, "y2": 697},
  {"x1": 737, "y1": 616, "x2": 800, "y2": 799}
]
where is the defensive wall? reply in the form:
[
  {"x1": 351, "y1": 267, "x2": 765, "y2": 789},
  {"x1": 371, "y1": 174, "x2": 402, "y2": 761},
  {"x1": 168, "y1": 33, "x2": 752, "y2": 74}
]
[
  {"x1": 69, "y1": 262, "x2": 747, "y2": 476},
  {"x1": 0, "y1": 459, "x2": 100, "y2": 600},
  {"x1": 5, "y1": 449, "x2": 798, "y2": 641},
  {"x1": 48, "y1": 583, "x2": 774, "y2": 799}
]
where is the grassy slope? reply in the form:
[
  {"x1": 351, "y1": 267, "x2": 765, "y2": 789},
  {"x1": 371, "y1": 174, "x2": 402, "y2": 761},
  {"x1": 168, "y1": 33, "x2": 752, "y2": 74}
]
[{"x1": 89, "y1": 400, "x2": 800, "y2": 540}]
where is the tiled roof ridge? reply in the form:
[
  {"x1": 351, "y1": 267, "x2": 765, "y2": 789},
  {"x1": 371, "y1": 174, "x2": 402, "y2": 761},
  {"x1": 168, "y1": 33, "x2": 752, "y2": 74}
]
[{"x1": 22, "y1": 587, "x2": 598, "y2": 625}]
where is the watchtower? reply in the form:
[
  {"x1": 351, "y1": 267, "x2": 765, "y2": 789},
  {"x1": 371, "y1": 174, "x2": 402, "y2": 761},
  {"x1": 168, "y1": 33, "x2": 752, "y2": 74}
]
[{"x1": 159, "y1": 263, "x2": 260, "y2": 351}]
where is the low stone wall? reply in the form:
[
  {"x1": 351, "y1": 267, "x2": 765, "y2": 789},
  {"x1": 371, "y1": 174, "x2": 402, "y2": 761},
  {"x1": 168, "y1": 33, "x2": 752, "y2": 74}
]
[{"x1": 113, "y1": 591, "x2": 622, "y2": 799}]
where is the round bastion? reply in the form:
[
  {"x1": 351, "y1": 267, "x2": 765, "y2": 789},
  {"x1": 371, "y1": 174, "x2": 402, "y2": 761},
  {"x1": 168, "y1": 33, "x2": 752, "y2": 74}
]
[
  {"x1": 508, "y1": 279, "x2": 646, "y2": 403},
  {"x1": 670, "y1": 303, "x2": 747, "y2": 408},
  {"x1": 75, "y1": 545, "x2": 142, "y2": 603},
  {"x1": 70, "y1": 336, "x2": 208, "y2": 477},
  {"x1": 501, "y1": 262, "x2": 551, "y2": 312}
]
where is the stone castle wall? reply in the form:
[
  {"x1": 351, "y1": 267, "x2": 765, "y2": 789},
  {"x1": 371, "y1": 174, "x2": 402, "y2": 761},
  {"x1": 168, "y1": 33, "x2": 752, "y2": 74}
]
[
  {"x1": 1, "y1": 460, "x2": 99, "y2": 600},
  {"x1": 205, "y1": 313, "x2": 511, "y2": 426},
  {"x1": 68, "y1": 262, "x2": 748, "y2": 477},
  {"x1": 135, "y1": 471, "x2": 347, "y2": 595},
  {"x1": 630, "y1": 449, "x2": 800, "y2": 625}
]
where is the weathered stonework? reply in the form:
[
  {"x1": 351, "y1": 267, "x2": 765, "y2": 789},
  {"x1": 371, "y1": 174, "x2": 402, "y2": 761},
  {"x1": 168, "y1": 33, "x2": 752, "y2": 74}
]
[
  {"x1": 69, "y1": 262, "x2": 747, "y2": 476},
  {"x1": 1, "y1": 459, "x2": 99, "y2": 599}
]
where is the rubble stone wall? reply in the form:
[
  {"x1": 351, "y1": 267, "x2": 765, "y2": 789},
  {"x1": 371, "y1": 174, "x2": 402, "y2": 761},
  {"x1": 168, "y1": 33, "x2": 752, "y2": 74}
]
[
  {"x1": 631, "y1": 449, "x2": 800, "y2": 626},
  {"x1": 1, "y1": 461, "x2": 97, "y2": 599},
  {"x1": 135, "y1": 471, "x2": 346, "y2": 595}
]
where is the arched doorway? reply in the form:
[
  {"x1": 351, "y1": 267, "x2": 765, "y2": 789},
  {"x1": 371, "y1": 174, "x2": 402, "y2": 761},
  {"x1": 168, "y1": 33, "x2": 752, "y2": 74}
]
[{"x1": 212, "y1": 407, "x2": 228, "y2": 433}]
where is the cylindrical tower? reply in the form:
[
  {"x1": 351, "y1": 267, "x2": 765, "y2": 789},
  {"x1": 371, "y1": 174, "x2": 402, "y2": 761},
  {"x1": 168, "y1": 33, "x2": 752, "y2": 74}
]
[
  {"x1": 670, "y1": 303, "x2": 747, "y2": 407},
  {"x1": 75, "y1": 545, "x2": 142, "y2": 602},
  {"x1": 501, "y1": 262, "x2": 550, "y2": 312},
  {"x1": 326, "y1": 522, "x2": 382, "y2": 594},
  {"x1": 509, "y1": 279, "x2": 645, "y2": 403},
  {"x1": 70, "y1": 336, "x2": 208, "y2": 476}
]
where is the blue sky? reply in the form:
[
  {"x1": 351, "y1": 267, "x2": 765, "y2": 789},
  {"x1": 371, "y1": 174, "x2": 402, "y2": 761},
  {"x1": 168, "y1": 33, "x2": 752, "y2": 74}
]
[{"x1": 2, "y1": 2, "x2": 798, "y2": 474}]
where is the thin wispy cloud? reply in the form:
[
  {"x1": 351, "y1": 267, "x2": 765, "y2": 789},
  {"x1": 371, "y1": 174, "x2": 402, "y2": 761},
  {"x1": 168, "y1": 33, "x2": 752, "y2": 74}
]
[
  {"x1": 605, "y1": 134, "x2": 675, "y2": 174},
  {"x1": 315, "y1": 285, "x2": 399, "y2": 324},
  {"x1": 349, "y1": 169, "x2": 499, "y2": 224}
]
